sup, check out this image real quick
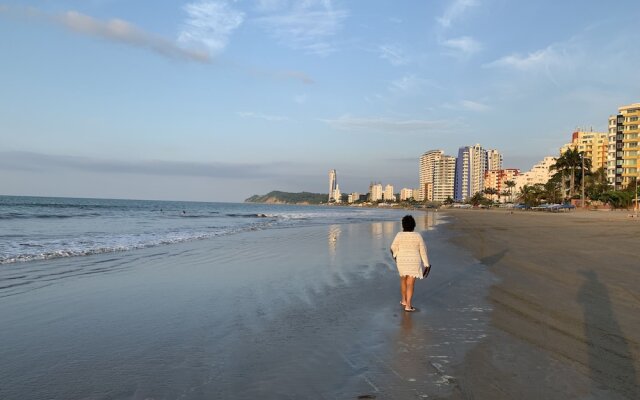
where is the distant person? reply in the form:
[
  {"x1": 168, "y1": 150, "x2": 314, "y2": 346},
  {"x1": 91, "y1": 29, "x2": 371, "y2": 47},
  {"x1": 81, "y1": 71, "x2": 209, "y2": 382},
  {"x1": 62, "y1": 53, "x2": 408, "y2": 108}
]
[{"x1": 390, "y1": 215, "x2": 430, "y2": 312}]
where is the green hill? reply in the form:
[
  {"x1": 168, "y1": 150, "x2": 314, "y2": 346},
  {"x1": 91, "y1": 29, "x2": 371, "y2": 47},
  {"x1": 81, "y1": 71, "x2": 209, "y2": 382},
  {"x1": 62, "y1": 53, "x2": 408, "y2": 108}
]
[{"x1": 244, "y1": 191, "x2": 327, "y2": 204}]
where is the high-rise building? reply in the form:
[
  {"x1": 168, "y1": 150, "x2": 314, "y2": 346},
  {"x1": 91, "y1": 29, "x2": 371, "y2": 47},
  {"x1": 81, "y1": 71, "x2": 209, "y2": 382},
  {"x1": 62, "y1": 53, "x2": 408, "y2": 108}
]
[
  {"x1": 383, "y1": 184, "x2": 395, "y2": 202},
  {"x1": 486, "y1": 149, "x2": 503, "y2": 171},
  {"x1": 560, "y1": 131, "x2": 608, "y2": 171},
  {"x1": 607, "y1": 103, "x2": 640, "y2": 190},
  {"x1": 454, "y1": 144, "x2": 486, "y2": 201},
  {"x1": 419, "y1": 150, "x2": 456, "y2": 202},
  {"x1": 328, "y1": 169, "x2": 337, "y2": 202},
  {"x1": 400, "y1": 188, "x2": 414, "y2": 201},
  {"x1": 333, "y1": 184, "x2": 342, "y2": 203},
  {"x1": 514, "y1": 157, "x2": 557, "y2": 192},
  {"x1": 369, "y1": 182, "x2": 383, "y2": 202}
]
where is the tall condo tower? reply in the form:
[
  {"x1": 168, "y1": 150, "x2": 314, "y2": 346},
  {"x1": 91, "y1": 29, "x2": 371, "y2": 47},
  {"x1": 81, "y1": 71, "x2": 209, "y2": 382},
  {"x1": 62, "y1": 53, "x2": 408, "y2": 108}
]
[
  {"x1": 608, "y1": 103, "x2": 640, "y2": 190},
  {"x1": 486, "y1": 149, "x2": 503, "y2": 171},
  {"x1": 419, "y1": 150, "x2": 456, "y2": 202},
  {"x1": 455, "y1": 144, "x2": 487, "y2": 201},
  {"x1": 328, "y1": 169, "x2": 337, "y2": 202}
]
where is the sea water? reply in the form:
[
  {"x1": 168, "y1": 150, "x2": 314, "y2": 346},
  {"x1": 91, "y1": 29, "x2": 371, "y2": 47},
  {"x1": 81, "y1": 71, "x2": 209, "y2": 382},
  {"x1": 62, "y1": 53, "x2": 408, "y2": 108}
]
[{"x1": 0, "y1": 195, "x2": 409, "y2": 265}]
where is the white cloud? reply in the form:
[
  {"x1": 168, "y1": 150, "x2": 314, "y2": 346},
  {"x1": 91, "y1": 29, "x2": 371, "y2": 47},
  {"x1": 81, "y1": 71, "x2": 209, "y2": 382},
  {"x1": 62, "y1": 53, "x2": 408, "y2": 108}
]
[
  {"x1": 437, "y1": 0, "x2": 479, "y2": 28},
  {"x1": 237, "y1": 111, "x2": 290, "y2": 121},
  {"x1": 485, "y1": 46, "x2": 561, "y2": 70},
  {"x1": 389, "y1": 75, "x2": 430, "y2": 94},
  {"x1": 254, "y1": 0, "x2": 348, "y2": 56},
  {"x1": 293, "y1": 94, "x2": 307, "y2": 104},
  {"x1": 460, "y1": 100, "x2": 490, "y2": 112},
  {"x1": 323, "y1": 115, "x2": 451, "y2": 134},
  {"x1": 178, "y1": 1, "x2": 244, "y2": 56},
  {"x1": 441, "y1": 36, "x2": 482, "y2": 55},
  {"x1": 0, "y1": 6, "x2": 211, "y2": 62},
  {"x1": 378, "y1": 44, "x2": 409, "y2": 66},
  {"x1": 57, "y1": 10, "x2": 210, "y2": 62}
]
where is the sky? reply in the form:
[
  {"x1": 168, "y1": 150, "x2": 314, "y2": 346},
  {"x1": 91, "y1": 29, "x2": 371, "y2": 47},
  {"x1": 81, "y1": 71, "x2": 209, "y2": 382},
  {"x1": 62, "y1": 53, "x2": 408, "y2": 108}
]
[{"x1": 1, "y1": 0, "x2": 639, "y2": 202}]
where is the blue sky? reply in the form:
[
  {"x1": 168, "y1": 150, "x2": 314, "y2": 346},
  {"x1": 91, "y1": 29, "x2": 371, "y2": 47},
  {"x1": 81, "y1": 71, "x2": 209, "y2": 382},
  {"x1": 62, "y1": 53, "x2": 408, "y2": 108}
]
[{"x1": 1, "y1": 0, "x2": 639, "y2": 202}]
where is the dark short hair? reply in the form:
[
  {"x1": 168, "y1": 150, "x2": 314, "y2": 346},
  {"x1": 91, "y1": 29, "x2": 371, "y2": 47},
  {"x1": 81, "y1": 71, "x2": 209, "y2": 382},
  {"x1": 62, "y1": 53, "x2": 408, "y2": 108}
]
[{"x1": 402, "y1": 215, "x2": 416, "y2": 232}]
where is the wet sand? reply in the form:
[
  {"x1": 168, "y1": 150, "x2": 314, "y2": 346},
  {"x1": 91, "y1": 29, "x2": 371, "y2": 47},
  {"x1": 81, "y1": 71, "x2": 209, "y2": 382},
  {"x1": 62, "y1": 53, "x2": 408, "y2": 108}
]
[
  {"x1": 444, "y1": 209, "x2": 640, "y2": 399},
  {"x1": 0, "y1": 212, "x2": 495, "y2": 400}
]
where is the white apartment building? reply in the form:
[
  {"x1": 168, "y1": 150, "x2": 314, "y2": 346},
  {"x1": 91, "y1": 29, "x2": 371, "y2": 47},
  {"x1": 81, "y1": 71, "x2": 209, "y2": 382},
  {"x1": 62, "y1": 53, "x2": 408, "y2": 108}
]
[
  {"x1": 400, "y1": 188, "x2": 414, "y2": 201},
  {"x1": 348, "y1": 192, "x2": 360, "y2": 203},
  {"x1": 514, "y1": 157, "x2": 557, "y2": 192},
  {"x1": 419, "y1": 150, "x2": 456, "y2": 202},
  {"x1": 333, "y1": 184, "x2": 342, "y2": 203},
  {"x1": 486, "y1": 149, "x2": 503, "y2": 171},
  {"x1": 328, "y1": 169, "x2": 337, "y2": 202},
  {"x1": 383, "y1": 184, "x2": 395, "y2": 202},
  {"x1": 369, "y1": 183, "x2": 383, "y2": 202},
  {"x1": 455, "y1": 144, "x2": 487, "y2": 201}
]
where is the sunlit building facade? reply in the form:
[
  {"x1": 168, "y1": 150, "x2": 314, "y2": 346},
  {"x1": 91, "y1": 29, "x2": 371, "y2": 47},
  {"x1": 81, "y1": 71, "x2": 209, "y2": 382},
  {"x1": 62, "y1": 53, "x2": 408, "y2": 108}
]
[
  {"x1": 454, "y1": 144, "x2": 486, "y2": 201},
  {"x1": 328, "y1": 169, "x2": 337, "y2": 202},
  {"x1": 484, "y1": 168, "x2": 520, "y2": 202},
  {"x1": 559, "y1": 131, "x2": 608, "y2": 171},
  {"x1": 514, "y1": 157, "x2": 557, "y2": 191},
  {"x1": 383, "y1": 184, "x2": 395, "y2": 202},
  {"x1": 400, "y1": 188, "x2": 414, "y2": 201},
  {"x1": 419, "y1": 150, "x2": 456, "y2": 202},
  {"x1": 607, "y1": 103, "x2": 640, "y2": 190}
]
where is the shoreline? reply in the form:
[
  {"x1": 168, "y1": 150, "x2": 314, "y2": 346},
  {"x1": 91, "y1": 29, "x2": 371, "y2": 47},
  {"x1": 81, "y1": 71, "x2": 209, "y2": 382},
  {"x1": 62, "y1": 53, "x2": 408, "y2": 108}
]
[
  {"x1": 0, "y1": 212, "x2": 493, "y2": 399},
  {"x1": 441, "y1": 208, "x2": 640, "y2": 399}
]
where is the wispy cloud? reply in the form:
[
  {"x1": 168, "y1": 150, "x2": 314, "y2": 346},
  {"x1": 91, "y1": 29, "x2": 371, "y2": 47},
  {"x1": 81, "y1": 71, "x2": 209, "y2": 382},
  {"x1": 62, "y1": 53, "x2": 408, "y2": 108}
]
[
  {"x1": 254, "y1": 0, "x2": 348, "y2": 56},
  {"x1": 437, "y1": 0, "x2": 479, "y2": 28},
  {"x1": 51, "y1": 9, "x2": 211, "y2": 62},
  {"x1": 0, "y1": 151, "x2": 291, "y2": 179},
  {"x1": 460, "y1": 99, "x2": 490, "y2": 111},
  {"x1": 441, "y1": 36, "x2": 482, "y2": 55},
  {"x1": 0, "y1": 6, "x2": 210, "y2": 62},
  {"x1": 484, "y1": 46, "x2": 561, "y2": 70},
  {"x1": 237, "y1": 111, "x2": 290, "y2": 121},
  {"x1": 378, "y1": 44, "x2": 409, "y2": 66},
  {"x1": 323, "y1": 115, "x2": 451, "y2": 134},
  {"x1": 178, "y1": 1, "x2": 244, "y2": 57}
]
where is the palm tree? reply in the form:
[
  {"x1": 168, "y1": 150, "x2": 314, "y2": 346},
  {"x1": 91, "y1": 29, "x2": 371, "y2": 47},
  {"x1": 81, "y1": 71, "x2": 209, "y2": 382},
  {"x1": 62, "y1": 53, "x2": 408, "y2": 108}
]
[
  {"x1": 505, "y1": 180, "x2": 516, "y2": 203},
  {"x1": 551, "y1": 148, "x2": 591, "y2": 199},
  {"x1": 518, "y1": 184, "x2": 544, "y2": 206},
  {"x1": 469, "y1": 192, "x2": 486, "y2": 206},
  {"x1": 483, "y1": 187, "x2": 498, "y2": 203}
]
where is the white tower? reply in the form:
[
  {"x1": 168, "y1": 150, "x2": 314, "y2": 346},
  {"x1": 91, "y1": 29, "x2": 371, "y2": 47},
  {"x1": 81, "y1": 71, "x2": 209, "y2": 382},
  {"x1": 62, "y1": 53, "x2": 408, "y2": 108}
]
[{"x1": 328, "y1": 169, "x2": 337, "y2": 202}]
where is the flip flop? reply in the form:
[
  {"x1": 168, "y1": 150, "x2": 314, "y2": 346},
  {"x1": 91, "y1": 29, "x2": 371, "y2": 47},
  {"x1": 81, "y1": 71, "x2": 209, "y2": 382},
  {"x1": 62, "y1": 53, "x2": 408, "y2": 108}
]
[
  {"x1": 404, "y1": 307, "x2": 416, "y2": 312},
  {"x1": 400, "y1": 301, "x2": 406, "y2": 307}
]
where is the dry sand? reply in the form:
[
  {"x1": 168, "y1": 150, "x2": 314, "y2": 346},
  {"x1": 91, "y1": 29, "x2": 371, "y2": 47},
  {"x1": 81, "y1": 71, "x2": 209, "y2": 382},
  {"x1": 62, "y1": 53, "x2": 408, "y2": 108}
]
[{"x1": 443, "y1": 209, "x2": 640, "y2": 399}]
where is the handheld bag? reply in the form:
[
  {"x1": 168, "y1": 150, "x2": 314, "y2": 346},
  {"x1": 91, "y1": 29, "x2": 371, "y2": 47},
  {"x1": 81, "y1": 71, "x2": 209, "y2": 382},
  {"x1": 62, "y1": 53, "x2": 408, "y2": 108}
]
[{"x1": 422, "y1": 264, "x2": 432, "y2": 279}]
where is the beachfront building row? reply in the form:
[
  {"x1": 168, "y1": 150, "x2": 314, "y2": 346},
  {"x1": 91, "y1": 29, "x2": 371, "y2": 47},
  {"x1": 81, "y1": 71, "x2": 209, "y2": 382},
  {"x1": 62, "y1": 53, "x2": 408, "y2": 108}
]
[{"x1": 418, "y1": 145, "x2": 508, "y2": 202}]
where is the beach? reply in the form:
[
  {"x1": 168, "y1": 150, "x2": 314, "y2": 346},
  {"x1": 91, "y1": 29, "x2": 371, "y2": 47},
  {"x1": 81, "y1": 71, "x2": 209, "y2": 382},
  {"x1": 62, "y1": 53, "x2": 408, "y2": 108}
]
[
  {"x1": 1, "y1": 206, "x2": 639, "y2": 399},
  {"x1": 445, "y1": 209, "x2": 640, "y2": 399},
  {"x1": 0, "y1": 210, "x2": 494, "y2": 399}
]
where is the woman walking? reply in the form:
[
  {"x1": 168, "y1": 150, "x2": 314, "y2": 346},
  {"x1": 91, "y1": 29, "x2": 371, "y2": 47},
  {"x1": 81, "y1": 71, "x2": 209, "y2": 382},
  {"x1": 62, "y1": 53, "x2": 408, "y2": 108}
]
[{"x1": 390, "y1": 215, "x2": 430, "y2": 312}]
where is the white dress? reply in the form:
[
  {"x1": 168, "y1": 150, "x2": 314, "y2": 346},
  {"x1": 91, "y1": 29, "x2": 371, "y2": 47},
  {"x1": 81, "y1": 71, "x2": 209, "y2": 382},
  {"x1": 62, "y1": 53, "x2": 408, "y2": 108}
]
[{"x1": 390, "y1": 231, "x2": 430, "y2": 279}]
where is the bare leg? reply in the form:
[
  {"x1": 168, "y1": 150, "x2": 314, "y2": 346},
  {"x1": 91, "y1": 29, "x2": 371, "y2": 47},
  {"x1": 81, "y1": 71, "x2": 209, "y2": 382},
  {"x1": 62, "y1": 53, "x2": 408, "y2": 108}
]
[
  {"x1": 405, "y1": 276, "x2": 416, "y2": 310},
  {"x1": 400, "y1": 276, "x2": 407, "y2": 305}
]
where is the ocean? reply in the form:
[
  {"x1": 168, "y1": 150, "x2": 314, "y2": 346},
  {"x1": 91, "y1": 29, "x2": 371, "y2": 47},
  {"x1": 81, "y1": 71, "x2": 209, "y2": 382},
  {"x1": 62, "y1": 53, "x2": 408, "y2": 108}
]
[{"x1": 0, "y1": 195, "x2": 410, "y2": 265}]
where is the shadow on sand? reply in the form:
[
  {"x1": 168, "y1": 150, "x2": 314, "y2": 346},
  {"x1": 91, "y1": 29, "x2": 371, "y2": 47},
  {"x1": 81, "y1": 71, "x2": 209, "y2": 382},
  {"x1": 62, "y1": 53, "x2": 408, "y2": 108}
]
[{"x1": 577, "y1": 270, "x2": 639, "y2": 398}]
